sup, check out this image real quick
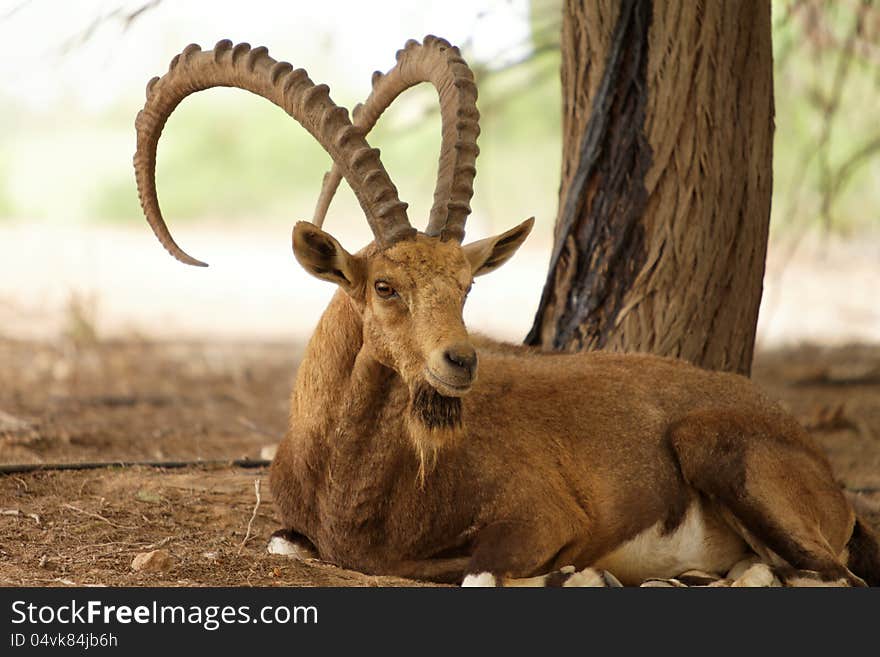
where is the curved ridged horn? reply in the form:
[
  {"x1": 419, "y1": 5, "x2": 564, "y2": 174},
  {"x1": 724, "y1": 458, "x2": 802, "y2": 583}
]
[
  {"x1": 312, "y1": 35, "x2": 479, "y2": 243},
  {"x1": 134, "y1": 40, "x2": 415, "y2": 266}
]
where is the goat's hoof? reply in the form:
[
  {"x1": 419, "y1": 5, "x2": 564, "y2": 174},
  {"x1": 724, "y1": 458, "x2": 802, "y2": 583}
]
[
  {"x1": 267, "y1": 529, "x2": 318, "y2": 560},
  {"x1": 731, "y1": 563, "x2": 781, "y2": 587},
  {"x1": 556, "y1": 568, "x2": 623, "y2": 589},
  {"x1": 461, "y1": 572, "x2": 499, "y2": 587},
  {"x1": 726, "y1": 556, "x2": 763, "y2": 580}
]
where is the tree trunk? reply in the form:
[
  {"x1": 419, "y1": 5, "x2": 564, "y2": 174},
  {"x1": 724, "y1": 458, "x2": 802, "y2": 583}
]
[{"x1": 526, "y1": 0, "x2": 774, "y2": 376}]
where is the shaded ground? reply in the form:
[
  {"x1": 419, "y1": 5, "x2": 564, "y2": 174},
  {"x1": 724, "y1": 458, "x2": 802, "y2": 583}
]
[
  {"x1": 0, "y1": 338, "x2": 299, "y2": 464},
  {"x1": 0, "y1": 466, "x2": 424, "y2": 587},
  {"x1": 1, "y1": 337, "x2": 879, "y2": 586}
]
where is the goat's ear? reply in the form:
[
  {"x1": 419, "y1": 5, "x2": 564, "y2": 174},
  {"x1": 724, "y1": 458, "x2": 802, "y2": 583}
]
[
  {"x1": 462, "y1": 217, "x2": 534, "y2": 277},
  {"x1": 292, "y1": 221, "x2": 363, "y2": 293}
]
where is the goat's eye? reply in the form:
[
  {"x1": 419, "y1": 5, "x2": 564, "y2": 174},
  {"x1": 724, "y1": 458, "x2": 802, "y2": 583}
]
[{"x1": 374, "y1": 281, "x2": 397, "y2": 299}]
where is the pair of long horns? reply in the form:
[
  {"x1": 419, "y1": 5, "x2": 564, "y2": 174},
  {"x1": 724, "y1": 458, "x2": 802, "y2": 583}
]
[{"x1": 134, "y1": 36, "x2": 479, "y2": 267}]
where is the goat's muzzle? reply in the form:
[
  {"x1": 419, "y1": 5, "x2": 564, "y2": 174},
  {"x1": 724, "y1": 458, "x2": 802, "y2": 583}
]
[{"x1": 425, "y1": 342, "x2": 477, "y2": 397}]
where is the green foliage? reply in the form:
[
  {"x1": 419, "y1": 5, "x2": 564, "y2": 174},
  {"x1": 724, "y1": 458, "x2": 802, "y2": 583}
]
[
  {"x1": 91, "y1": 89, "x2": 331, "y2": 223},
  {"x1": 0, "y1": 105, "x2": 18, "y2": 219},
  {"x1": 0, "y1": 161, "x2": 14, "y2": 219},
  {"x1": 473, "y1": 54, "x2": 562, "y2": 232},
  {"x1": 771, "y1": 1, "x2": 880, "y2": 235},
  {"x1": 87, "y1": 61, "x2": 564, "y2": 234},
  {"x1": 8, "y1": 1, "x2": 879, "y2": 239}
]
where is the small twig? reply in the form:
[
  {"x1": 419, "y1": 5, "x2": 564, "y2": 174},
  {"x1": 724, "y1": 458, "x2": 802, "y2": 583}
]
[
  {"x1": 47, "y1": 577, "x2": 106, "y2": 588},
  {"x1": 61, "y1": 504, "x2": 136, "y2": 530},
  {"x1": 58, "y1": 0, "x2": 161, "y2": 54},
  {"x1": 70, "y1": 540, "x2": 157, "y2": 555},
  {"x1": 238, "y1": 479, "x2": 262, "y2": 555},
  {"x1": 0, "y1": 508, "x2": 40, "y2": 524},
  {"x1": 827, "y1": 134, "x2": 880, "y2": 201},
  {"x1": 0, "y1": 0, "x2": 33, "y2": 21},
  {"x1": 143, "y1": 536, "x2": 174, "y2": 550}
]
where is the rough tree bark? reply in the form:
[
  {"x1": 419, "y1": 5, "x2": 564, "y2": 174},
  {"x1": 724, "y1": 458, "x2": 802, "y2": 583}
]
[{"x1": 526, "y1": 0, "x2": 775, "y2": 375}]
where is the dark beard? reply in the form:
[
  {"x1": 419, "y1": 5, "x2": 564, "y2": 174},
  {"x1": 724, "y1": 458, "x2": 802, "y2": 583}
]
[{"x1": 409, "y1": 381, "x2": 462, "y2": 431}]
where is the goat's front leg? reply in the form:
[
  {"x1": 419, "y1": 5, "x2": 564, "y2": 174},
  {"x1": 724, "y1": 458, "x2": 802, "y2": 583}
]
[
  {"x1": 460, "y1": 521, "x2": 622, "y2": 587},
  {"x1": 267, "y1": 530, "x2": 471, "y2": 583}
]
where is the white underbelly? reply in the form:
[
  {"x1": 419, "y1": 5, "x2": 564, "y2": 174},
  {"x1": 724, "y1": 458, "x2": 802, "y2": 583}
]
[{"x1": 593, "y1": 500, "x2": 749, "y2": 585}]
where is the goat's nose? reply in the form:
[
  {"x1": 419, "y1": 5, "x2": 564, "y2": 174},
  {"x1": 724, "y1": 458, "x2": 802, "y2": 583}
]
[{"x1": 444, "y1": 343, "x2": 477, "y2": 377}]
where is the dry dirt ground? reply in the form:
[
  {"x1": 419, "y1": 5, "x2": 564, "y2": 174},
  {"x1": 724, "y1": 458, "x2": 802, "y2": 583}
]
[{"x1": 1, "y1": 337, "x2": 879, "y2": 587}]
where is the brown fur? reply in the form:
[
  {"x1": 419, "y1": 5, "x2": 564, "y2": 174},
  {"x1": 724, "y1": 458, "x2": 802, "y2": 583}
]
[{"x1": 270, "y1": 224, "x2": 874, "y2": 586}]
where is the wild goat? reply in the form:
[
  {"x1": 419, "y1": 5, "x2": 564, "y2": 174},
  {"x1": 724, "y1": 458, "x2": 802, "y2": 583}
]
[{"x1": 135, "y1": 36, "x2": 880, "y2": 587}]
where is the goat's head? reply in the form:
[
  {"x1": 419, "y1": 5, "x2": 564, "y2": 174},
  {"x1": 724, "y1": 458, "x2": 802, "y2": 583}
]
[
  {"x1": 293, "y1": 218, "x2": 532, "y2": 398},
  {"x1": 134, "y1": 36, "x2": 532, "y2": 410}
]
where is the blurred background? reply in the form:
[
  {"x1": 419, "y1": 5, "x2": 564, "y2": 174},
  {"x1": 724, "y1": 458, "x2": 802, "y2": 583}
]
[
  {"x1": 1, "y1": 0, "x2": 877, "y2": 346},
  {"x1": 1, "y1": 2, "x2": 879, "y2": 588}
]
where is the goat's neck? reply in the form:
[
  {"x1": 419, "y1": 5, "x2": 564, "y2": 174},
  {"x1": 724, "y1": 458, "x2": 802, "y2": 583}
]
[
  {"x1": 292, "y1": 290, "x2": 399, "y2": 440},
  {"x1": 292, "y1": 290, "x2": 462, "y2": 489}
]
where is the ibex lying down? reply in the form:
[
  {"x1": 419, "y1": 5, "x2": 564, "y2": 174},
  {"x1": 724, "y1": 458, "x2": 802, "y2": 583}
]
[{"x1": 135, "y1": 36, "x2": 880, "y2": 586}]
